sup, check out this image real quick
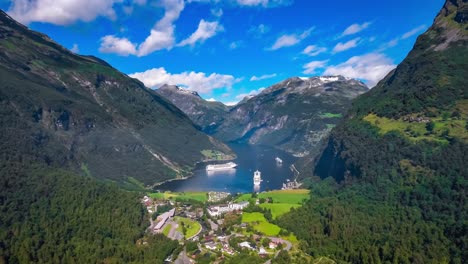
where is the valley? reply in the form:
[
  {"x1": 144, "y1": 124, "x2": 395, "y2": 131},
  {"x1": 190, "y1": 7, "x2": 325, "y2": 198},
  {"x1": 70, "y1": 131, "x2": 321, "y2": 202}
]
[{"x1": 0, "y1": 0, "x2": 466, "y2": 263}]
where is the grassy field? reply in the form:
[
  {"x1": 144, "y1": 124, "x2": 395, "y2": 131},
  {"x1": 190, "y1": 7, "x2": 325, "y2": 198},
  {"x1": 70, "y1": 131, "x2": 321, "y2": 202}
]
[
  {"x1": 320, "y1": 112, "x2": 343, "y2": 118},
  {"x1": 175, "y1": 217, "x2": 201, "y2": 239},
  {"x1": 363, "y1": 111, "x2": 468, "y2": 144},
  {"x1": 259, "y1": 203, "x2": 302, "y2": 219},
  {"x1": 162, "y1": 224, "x2": 172, "y2": 236},
  {"x1": 149, "y1": 191, "x2": 208, "y2": 202},
  {"x1": 236, "y1": 189, "x2": 310, "y2": 204},
  {"x1": 241, "y1": 212, "x2": 281, "y2": 236}
]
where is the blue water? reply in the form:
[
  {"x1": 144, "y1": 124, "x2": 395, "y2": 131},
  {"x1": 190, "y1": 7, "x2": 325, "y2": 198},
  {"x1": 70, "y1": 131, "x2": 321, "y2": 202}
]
[{"x1": 156, "y1": 144, "x2": 298, "y2": 193}]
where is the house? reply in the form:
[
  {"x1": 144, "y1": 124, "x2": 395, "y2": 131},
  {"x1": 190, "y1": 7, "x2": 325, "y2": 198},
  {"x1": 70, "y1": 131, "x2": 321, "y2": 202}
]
[
  {"x1": 205, "y1": 241, "x2": 218, "y2": 250},
  {"x1": 269, "y1": 242, "x2": 278, "y2": 249},
  {"x1": 239, "y1": 241, "x2": 253, "y2": 250},
  {"x1": 258, "y1": 247, "x2": 268, "y2": 255}
]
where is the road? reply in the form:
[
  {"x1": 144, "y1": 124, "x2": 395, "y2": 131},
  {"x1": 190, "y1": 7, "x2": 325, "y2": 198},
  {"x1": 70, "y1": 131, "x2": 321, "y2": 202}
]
[{"x1": 174, "y1": 249, "x2": 194, "y2": 264}]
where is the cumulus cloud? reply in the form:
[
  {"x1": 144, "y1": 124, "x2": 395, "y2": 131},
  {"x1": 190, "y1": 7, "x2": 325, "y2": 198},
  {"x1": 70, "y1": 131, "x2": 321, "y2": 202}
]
[
  {"x1": 70, "y1": 43, "x2": 79, "y2": 53},
  {"x1": 224, "y1": 101, "x2": 238, "y2": 106},
  {"x1": 129, "y1": 67, "x2": 240, "y2": 94},
  {"x1": 235, "y1": 87, "x2": 265, "y2": 100},
  {"x1": 211, "y1": 8, "x2": 223, "y2": 17},
  {"x1": 178, "y1": 20, "x2": 224, "y2": 47},
  {"x1": 302, "y1": 45, "x2": 327, "y2": 56},
  {"x1": 332, "y1": 37, "x2": 360, "y2": 53},
  {"x1": 99, "y1": 35, "x2": 137, "y2": 56},
  {"x1": 206, "y1": 98, "x2": 217, "y2": 102},
  {"x1": 302, "y1": 60, "x2": 328, "y2": 74},
  {"x1": 323, "y1": 53, "x2": 396, "y2": 87},
  {"x1": 137, "y1": 0, "x2": 184, "y2": 56},
  {"x1": 250, "y1": 73, "x2": 277, "y2": 81},
  {"x1": 270, "y1": 28, "x2": 313, "y2": 50},
  {"x1": 401, "y1": 25, "x2": 427, "y2": 39},
  {"x1": 341, "y1": 22, "x2": 371, "y2": 36},
  {"x1": 7, "y1": 0, "x2": 122, "y2": 25}
]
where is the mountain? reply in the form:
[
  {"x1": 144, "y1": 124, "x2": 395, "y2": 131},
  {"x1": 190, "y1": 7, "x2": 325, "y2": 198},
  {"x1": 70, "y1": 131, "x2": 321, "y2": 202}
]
[
  {"x1": 0, "y1": 10, "x2": 233, "y2": 188},
  {"x1": 155, "y1": 84, "x2": 229, "y2": 133},
  {"x1": 213, "y1": 76, "x2": 368, "y2": 158},
  {"x1": 278, "y1": 1, "x2": 467, "y2": 262}
]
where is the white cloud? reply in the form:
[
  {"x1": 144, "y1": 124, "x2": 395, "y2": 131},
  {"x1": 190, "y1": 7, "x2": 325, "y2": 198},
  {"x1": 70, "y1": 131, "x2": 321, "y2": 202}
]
[
  {"x1": 270, "y1": 28, "x2": 313, "y2": 50},
  {"x1": 206, "y1": 98, "x2": 217, "y2": 102},
  {"x1": 341, "y1": 22, "x2": 371, "y2": 36},
  {"x1": 250, "y1": 73, "x2": 277, "y2": 81},
  {"x1": 229, "y1": 41, "x2": 243, "y2": 49},
  {"x1": 323, "y1": 53, "x2": 396, "y2": 87},
  {"x1": 401, "y1": 25, "x2": 426, "y2": 39},
  {"x1": 99, "y1": 35, "x2": 137, "y2": 56},
  {"x1": 302, "y1": 45, "x2": 327, "y2": 56},
  {"x1": 137, "y1": 0, "x2": 184, "y2": 56},
  {"x1": 211, "y1": 8, "x2": 223, "y2": 17},
  {"x1": 224, "y1": 101, "x2": 238, "y2": 106},
  {"x1": 302, "y1": 60, "x2": 328, "y2": 74},
  {"x1": 332, "y1": 37, "x2": 360, "y2": 53},
  {"x1": 248, "y1": 24, "x2": 270, "y2": 37},
  {"x1": 7, "y1": 0, "x2": 122, "y2": 25},
  {"x1": 70, "y1": 43, "x2": 79, "y2": 53},
  {"x1": 178, "y1": 20, "x2": 224, "y2": 47},
  {"x1": 129, "y1": 67, "x2": 240, "y2": 94},
  {"x1": 235, "y1": 87, "x2": 265, "y2": 100},
  {"x1": 235, "y1": 0, "x2": 290, "y2": 7}
]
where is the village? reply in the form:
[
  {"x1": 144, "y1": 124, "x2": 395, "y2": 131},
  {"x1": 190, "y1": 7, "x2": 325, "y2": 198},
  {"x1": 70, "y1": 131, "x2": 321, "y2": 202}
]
[{"x1": 141, "y1": 189, "x2": 312, "y2": 264}]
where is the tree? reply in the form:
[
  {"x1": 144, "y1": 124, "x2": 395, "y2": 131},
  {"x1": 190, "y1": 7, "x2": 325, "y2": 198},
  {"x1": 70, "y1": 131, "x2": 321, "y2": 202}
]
[{"x1": 272, "y1": 250, "x2": 291, "y2": 264}]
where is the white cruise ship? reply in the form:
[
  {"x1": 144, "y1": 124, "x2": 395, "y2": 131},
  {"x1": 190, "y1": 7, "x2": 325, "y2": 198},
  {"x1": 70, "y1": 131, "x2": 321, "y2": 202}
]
[
  {"x1": 206, "y1": 162, "x2": 237, "y2": 171},
  {"x1": 253, "y1": 170, "x2": 262, "y2": 186},
  {"x1": 275, "y1": 157, "x2": 283, "y2": 163}
]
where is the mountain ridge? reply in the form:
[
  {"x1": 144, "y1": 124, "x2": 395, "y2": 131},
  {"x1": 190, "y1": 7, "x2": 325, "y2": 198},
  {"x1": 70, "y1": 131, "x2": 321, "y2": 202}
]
[{"x1": 0, "y1": 9, "x2": 233, "y2": 187}]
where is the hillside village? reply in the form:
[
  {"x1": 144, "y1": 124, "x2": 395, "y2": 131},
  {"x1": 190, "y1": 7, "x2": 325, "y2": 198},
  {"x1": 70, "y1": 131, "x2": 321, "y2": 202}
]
[{"x1": 141, "y1": 190, "x2": 317, "y2": 264}]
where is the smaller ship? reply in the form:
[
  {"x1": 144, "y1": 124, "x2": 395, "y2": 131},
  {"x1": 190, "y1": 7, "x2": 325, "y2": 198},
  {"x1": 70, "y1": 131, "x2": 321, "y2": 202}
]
[
  {"x1": 275, "y1": 157, "x2": 283, "y2": 163},
  {"x1": 253, "y1": 170, "x2": 262, "y2": 186},
  {"x1": 206, "y1": 162, "x2": 237, "y2": 171}
]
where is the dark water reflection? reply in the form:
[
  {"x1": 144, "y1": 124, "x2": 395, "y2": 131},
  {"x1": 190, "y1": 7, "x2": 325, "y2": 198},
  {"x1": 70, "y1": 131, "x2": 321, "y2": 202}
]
[{"x1": 157, "y1": 144, "x2": 298, "y2": 193}]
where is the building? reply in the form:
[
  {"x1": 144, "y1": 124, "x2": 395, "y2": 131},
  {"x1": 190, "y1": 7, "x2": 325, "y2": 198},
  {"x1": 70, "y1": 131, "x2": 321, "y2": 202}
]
[
  {"x1": 207, "y1": 201, "x2": 250, "y2": 217},
  {"x1": 154, "y1": 208, "x2": 175, "y2": 231},
  {"x1": 269, "y1": 242, "x2": 278, "y2": 249},
  {"x1": 205, "y1": 241, "x2": 218, "y2": 250},
  {"x1": 239, "y1": 241, "x2": 253, "y2": 250}
]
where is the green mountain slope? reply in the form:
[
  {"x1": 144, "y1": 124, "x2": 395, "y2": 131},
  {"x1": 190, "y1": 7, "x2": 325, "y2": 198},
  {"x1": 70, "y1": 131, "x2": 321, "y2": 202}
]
[
  {"x1": 278, "y1": 0, "x2": 467, "y2": 263},
  {"x1": 0, "y1": 164, "x2": 178, "y2": 263},
  {"x1": 213, "y1": 76, "x2": 368, "y2": 158},
  {"x1": 0, "y1": 10, "x2": 232, "y2": 187},
  {"x1": 155, "y1": 84, "x2": 230, "y2": 133}
]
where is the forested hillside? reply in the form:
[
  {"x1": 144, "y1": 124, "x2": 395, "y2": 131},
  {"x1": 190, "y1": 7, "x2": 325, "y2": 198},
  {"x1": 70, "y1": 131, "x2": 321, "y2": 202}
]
[
  {"x1": 278, "y1": 0, "x2": 467, "y2": 263},
  {"x1": 0, "y1": 10, "x2": 232, "y2": 187},
  {"x1": 0, "y1": 163, "x2": 178, "y2": 263}
]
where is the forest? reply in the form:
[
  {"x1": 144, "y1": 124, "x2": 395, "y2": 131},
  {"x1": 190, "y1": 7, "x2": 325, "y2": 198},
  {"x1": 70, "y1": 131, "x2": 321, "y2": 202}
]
[{"x1": 0, "y1": 162, "x2": 178, "y2": 263}]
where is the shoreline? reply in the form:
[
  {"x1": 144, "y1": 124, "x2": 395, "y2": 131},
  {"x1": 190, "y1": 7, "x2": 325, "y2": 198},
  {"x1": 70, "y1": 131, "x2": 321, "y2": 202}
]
[{"x1": 150, "y1": 156, "x2": 237, "y2": 189}]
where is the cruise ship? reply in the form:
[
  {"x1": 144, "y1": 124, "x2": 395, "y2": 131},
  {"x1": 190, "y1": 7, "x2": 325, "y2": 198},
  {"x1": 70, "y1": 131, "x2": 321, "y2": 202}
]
[
  {"x1": 275, "y1": 157, "x2": 283, "y2": 163},
  {"x1": 206, "y1": 162, "x2": 237, "y2": 171},
  {"x1": 253, "y1": 170, "x2": 262, "y2": 186}
]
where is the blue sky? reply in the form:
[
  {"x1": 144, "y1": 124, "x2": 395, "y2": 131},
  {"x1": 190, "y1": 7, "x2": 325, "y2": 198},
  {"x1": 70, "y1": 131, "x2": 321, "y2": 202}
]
[{"x1": 1, "y1": 0, "x2": 445, "y2": 105}]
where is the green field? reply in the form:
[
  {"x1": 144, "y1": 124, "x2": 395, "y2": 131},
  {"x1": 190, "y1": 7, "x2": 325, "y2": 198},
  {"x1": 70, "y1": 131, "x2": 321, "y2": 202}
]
[
  {"x1": 236, "y1": 189, "x2": 310, "y2": 204},
  {"x1": 175, "y1": 217, "x2": 201, "y2": 239},
  {"x1": 364, "y1": 111, "x2": 468, "y2": 144},
  {"x1": 149, "y1": 191, "x2": 208, "y2": 202},
  {"x1": 162, "y1": 224, "x2": 172, "y2": 236},
  {"x1": 242, "y1": 212, "x2": 281, "y2": 236},
  {"x1": 320, "y1": 112, "x2": 343, "y2": 118},
  {"x1": 259, "y1": 203, "x2": 302, "y2": 219}
]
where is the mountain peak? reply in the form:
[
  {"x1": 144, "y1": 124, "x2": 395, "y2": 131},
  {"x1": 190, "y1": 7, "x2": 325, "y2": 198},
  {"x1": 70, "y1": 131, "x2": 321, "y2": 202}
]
[{"x1": 158, "y1": 84, "x2": 201, "y2": 98}]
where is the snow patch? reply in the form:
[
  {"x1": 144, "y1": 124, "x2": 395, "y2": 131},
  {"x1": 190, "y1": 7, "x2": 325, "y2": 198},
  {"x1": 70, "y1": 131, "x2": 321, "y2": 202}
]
[{"x1": 319, "y1": 76, "x2": 339, "y2": 83}]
